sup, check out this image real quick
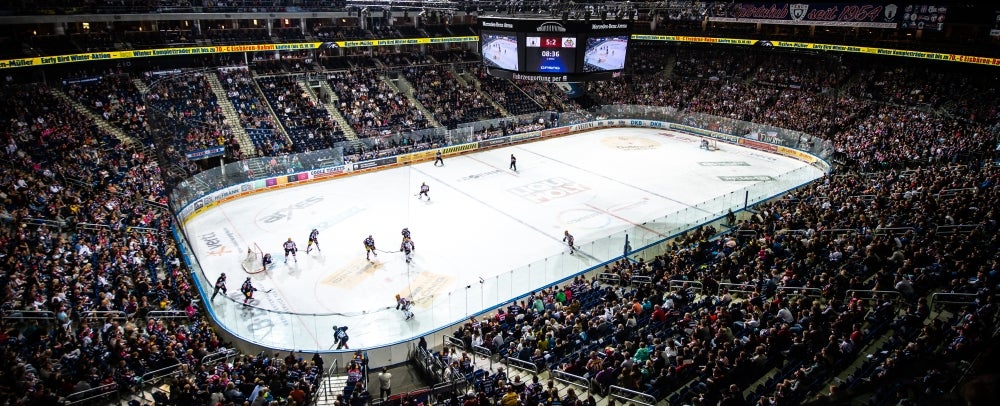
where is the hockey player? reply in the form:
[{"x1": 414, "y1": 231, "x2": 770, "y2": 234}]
[
  {"x1": 283, "y1": 237, "x2": 298, "y2": 263},
  {"x1": 212, "y1": 273, "x2": 227, "y2": 301},
  {"x1": 261, "y1": 252, "x2": 273, "y2": 271},
  {"x1": 364, "y1": 235, "x2": 377, "y2": 261},
  {"x1": 434, "y1": 150, "x2": 444, "y2": 166},
  {"x1": 306, "y1": 228, "x2": 321, "y2": 254},
  {"x1": 395, "y1": 294, "x2": 414, "y2": 320},
  {"x1": 241, "y1": 277, "x2": 257, "y2": 307},
  {"x1": 509, "y1": 154, "x2": 517, "y2": 172},
  {"x1": 418, "y1": 182, "x2": 430, "y2": 201},
  {"x1": 333, "y1": 326, "x2": 350, "y2": 349},
  {"x1": 563, "y1": 230, "x2": 575, "y2": 254},
  {"x1": 401, "y1": 237, "x2": 415, "y2": 263}
]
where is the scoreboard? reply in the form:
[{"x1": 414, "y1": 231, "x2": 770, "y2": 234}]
[{"x1": 479, "y1": 17, "x2": 632, "y2": 82}]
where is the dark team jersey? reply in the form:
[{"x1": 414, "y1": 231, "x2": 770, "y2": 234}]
[
  {"x1": 241, "y1": 281, "x2": 254, "y2": 293},
  {"x1": 309, "y1": 229, "x2": 319, "y2": 241},
  {"x1": 364, "y1": 237, "x2": 375, "y2": 249},
  {"x1": 420, "y1": 184, "x2": 429, "y2": 193}
]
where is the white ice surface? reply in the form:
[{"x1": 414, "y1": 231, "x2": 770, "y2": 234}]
[{"x1": 183, "y1": 128, "x2": 824, "y2": 350}]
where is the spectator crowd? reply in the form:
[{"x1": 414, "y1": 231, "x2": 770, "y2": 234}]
[{"x1": 0, "y1": 39, "x2": 998, "y2": 406}]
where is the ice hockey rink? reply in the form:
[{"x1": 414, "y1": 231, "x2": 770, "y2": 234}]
[
  {"x1": 482, "y1": 34, "x2": 519, "y2": 71},
  {"x1": 584, "y1": 37, "x2": 629, "y2": 71},
  {"x1": 183, "y1": 128, "x2": 825, "y2": 351}
]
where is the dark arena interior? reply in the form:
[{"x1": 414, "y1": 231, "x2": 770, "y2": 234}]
[{"x1": 1, "y1": 1, "x2": 1000, "y2": 405}]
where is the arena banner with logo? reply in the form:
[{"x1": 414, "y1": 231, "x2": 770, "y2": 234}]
[
  {"x1": 709, "y1": 2, "x2": 900, "y2": 28},
  {"x1": 0, "y1": 36, "x2": 476, "y2": 69},
  {"x1": 631, "y1": 35, "x2": 1000, "y2": 66},
  {"x1": 898, "y1": 4, "x2": 948, "y2": 31},
  {"x1": 185, "y1": 146, "x2": 226, "y2": 161}
]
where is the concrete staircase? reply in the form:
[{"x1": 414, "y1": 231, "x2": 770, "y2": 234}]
[
  {"x1": 394, "y1": 75, "x2": 442, "y2": 128},
  {"x1": 51, "y1": 88, "x2": 136, "y2": 146},
  {"x1": 131, "y1": 77, "x2": 150, "y2": 95},
  {"x1": 314, "y1": 374, "x2": 351, "y2": 405},
  {"x1": 662, "y1": 52, "x2": 678, "y2": 78},
  {"x1": 297, "y1": 80, "x2": 358, "y2": 141},
  {"x1": 204, "y1": 71, "x2": 257, "y2": 157}
]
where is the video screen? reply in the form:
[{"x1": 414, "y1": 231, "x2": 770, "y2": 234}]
[
  {"x1": 525, "y1": 35, "x2": 578, "y2": 73},
  {"x1": 481, "y1": 32, "x2": 519, "y2": 71},
  {"x1": 583, "y1": 36, "x2": 629, "y2": 72}
]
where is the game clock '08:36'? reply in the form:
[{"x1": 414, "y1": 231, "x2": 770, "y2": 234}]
[{"x1": 541, "y1": 50, "x2": 561, "y2": 57}]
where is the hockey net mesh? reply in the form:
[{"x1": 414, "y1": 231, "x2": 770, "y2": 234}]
[
  {"x1": 700, "y1": 137, "x2": 720, "y2": 151},
  {"x1": 241, "y1": 243, "x2": 266, "y2": 274}
]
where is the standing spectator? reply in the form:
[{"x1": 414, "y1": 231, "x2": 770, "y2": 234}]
[{"x1": 378, "y1": 367, "x2": 392, "y2": 400}]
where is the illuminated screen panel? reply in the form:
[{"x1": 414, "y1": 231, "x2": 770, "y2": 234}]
[
  {"x1": 480, "y1": 32, "x2": 519, "y2": 71},
  {"x1": 583, "y1": 36, "x2": 629, "y2": 72},
  {"x1": 525, "y1": 35, "x2": 578, "y2": 73}
]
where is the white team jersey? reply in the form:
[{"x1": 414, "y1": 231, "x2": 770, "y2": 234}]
[{"x1": 283, "y1": 240, "x2": 297, "y2": 250}]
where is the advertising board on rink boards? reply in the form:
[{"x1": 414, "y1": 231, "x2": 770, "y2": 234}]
[
  {"x1": 776, "y1": 146, "x2": 817, "y2": 164},
  {"x1": 176, "y1": 120, "x2": 824, "y2": 225}
]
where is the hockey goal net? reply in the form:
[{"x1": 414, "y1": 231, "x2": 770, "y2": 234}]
[
  {"x1": 699, "y1": 137, "x2": 720, "y2": 151},
  {"x1": 241, "y1": 242, "x2": 266, "y2": 274}
]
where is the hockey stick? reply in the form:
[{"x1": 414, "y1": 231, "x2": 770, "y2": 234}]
[{"x1": 375, "y1": 249, "x2": 399, "y2": 253}]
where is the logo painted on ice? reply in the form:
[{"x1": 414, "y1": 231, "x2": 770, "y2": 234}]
[
  {"x1": 200, "y1": 231, "x2": 232, "y2": 256},
  {"x1": 259, "y1": 196, "x2": 324, "y2": 223},
  {"x1": 509, "y1": 177, "x2": 589, "y2": 204}
]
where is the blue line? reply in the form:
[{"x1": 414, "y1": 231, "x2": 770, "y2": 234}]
[{"x1": 410, "y1": 165, "x2": 599, "y2": 262}]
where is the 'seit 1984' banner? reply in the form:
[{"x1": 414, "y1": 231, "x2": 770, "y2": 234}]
[{"x1": 709, "y1": 2, "x2": 901, "y2": 28}]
